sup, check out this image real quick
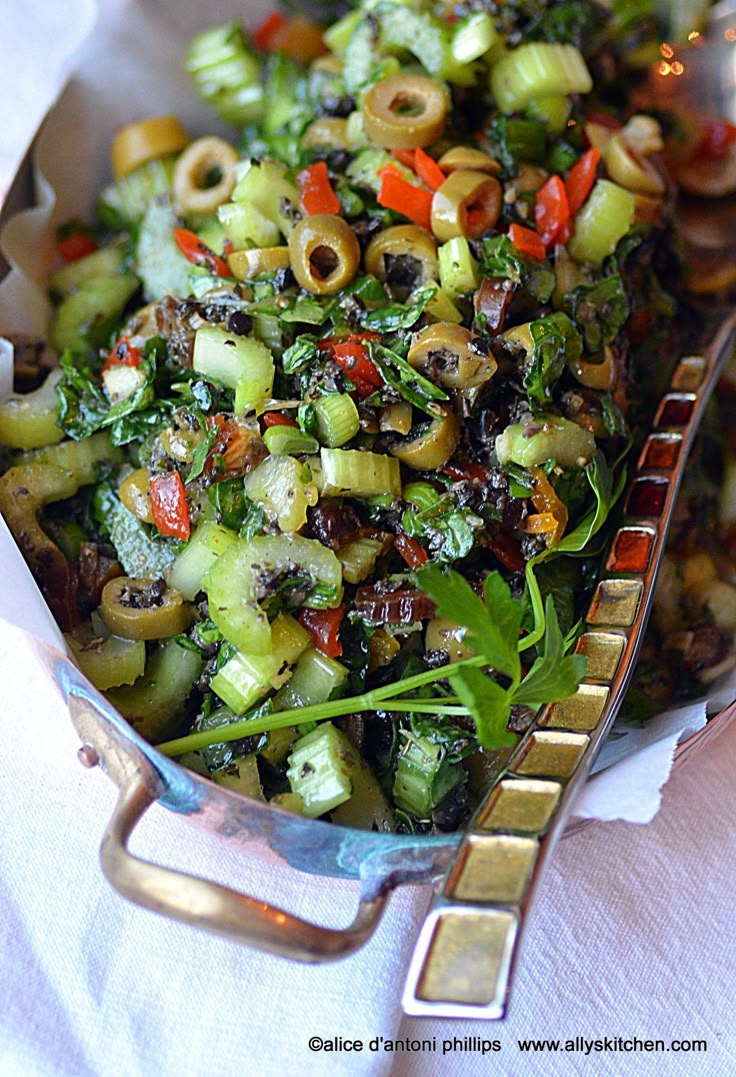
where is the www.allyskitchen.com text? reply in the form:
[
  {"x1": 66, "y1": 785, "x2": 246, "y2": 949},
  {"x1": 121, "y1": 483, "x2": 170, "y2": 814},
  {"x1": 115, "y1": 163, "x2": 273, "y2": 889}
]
[{"x1": 306, "y1": 1033, "x2": 707, "y2": 1057}]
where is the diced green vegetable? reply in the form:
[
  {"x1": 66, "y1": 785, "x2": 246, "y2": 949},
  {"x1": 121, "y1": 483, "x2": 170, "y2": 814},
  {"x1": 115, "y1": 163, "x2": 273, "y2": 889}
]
[
  {"x1": 185, "y1": 21, "x2": 265, "y2": 126},
  {"x1": 273, "y1": 647, "x2": 348, "y2": 711},
  {"x1": 393, "y1": 730, "x2": 466, "y2": 819},
  {"x1": 66, "y1": 632, "x2": 146, "y2": 691},
  {"x1": 263, "y1": 426, "x2": 320, "y2": 456},
  {"x1": 97, "y1": 157, "x2": 176, "y2": 230},
  {"x1": 107, "y1": 639, "x2": 203, "y2": 743},
  {"x1": 232, "y1": 159, "x2": 300, "y2": 238},
  {"x1": 212, "y1": 754, "x2": 264, "y2": 798},
  {"x1": 319, "y1": 448, "x2": 402, "y2": 499},
  {"x1": 438, "y1": 237, "x2": 480, "y2": 298},
  {"x1": 313, "y1": 393, "x2": 360, "y2": 448},
  {"x1": 286, "y1": 723, "x2": 354, "y2": 817},
  {"x1": 495, "y1": 413, "x2": 596, "y2": 468},
  {"x1": 567, "y1": 179, "x2": 637, "y2": 265},
  {"x1": 49, "y1": 246, "x2": 128, "y2": 297},
  {"x1": 136, "y1": 202, "x2": 192, "y2": 301},
  {"x1": 244, "y1": 454, "x2": 318, "y2": 532},
  {"x1": 192, "y1": 324, "x2": 275, "y2": 403},
  {"x1": 0, "y1": 368, "x2": 64, "y2": 450},
  {"x1": 337, "y1": 535, "x2": 385, "y2": 585},
  {"x1": 50, "y1": 275, "x2": 140, "y2": 355},
  {"x1": 491, "y1": 42, "x2": 592, "y2": 114},
  {"x1": 169, "y1": 521, "x2": 238, "y2": 600},
  {"x1": 217, "y1": 199, "x2": 280, "y2": 250}
]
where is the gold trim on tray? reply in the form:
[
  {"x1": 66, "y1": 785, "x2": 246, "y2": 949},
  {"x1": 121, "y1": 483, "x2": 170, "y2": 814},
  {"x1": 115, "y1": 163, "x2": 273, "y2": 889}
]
[{"x1": 402, "y1": 315, "x2": 736, "y2": 1020}]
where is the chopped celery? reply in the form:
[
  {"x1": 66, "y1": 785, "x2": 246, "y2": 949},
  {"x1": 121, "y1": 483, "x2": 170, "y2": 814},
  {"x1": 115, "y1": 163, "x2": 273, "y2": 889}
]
[
  {"x1": 451, "y1": 12, "x2": 499, "y2": 64},
  {"x1": 526, "y1": 94, "x2": 572, "y2": 136},
  {"x1": 50, "y1": 275, "x2": 140, "y2": 355},
  {"x1": 491, "y1": 42, "x2": 592, "y2": 114},
  {"x1": 320, "y1": 448, "x2": 402, "y2": 499},
  {"x1": 273, "y1": 647, "x2": 348, "y2": 711},
  {"x1": 244, "y1": 454, "x2": 319, "y2": 532},
  {"x1": 192, "y1": 324, "x2": 275, "y2": 400},
  {"x1": 203, "y1": 534, "x2": 343, "y2": 654},
  {"x1": 322, "y1": 8, "x2": 361, "y2": 55},
  {"x1": 24, "y1": 430, "x2": 122, "y2": 486},
  {"x1": 210, "y1": 613, "x2": 311, "y2": 713},
  {"x1": 217, "y1": 200, "x2": 280, "y2": 250},
  {"x1": 212, "y1": 754, "x2": 264, "y2": 799},
  {"x1": 107, "y1": 639, "x2": 203, "y2": 743},
  {"x1": 286, "y1": 723, "x2": 354, "y2": 817},
  {"x1": 392, "y1": 730, "x2": 465, "y2": 819},
  {"x1": 185, "y1": 21, "x2": 265, "y2": 126},
  {"x1": 313, "y1": 393, "x2": 360, "y2": 448},
  {"x1": 66, "y1": 632, "x2": 146, "y2": 691},
  {"x1": 495, "y1": 413, "x2": 596, "y2": 469},
  {"x1": 259, "y1": 725, "x2": 297, "y2": 766},
  {"x1": 232, "y1": 159, "x2": 300, "y2": 238},
  {"x1": 263, "y1": 426, "x2": 320, "y2": 457},
  {"x1": 49, "y1": 246, "x2": 128, "y2": 297},
  {"x1": 136, "y1": 202, "x2": 192, "y2": 302},
  {"x1": 424, "y1": 285, "x2": 463, "y2": 325},
  {"x1": 97, "y1": 157, "x2": 176, "y2": 230},
  {"x1": 330, "y1": 756, "x2": 396, "y2": 832},
  {"x1": 438, "y1": 237, "x2": 480, "y2": 298},
  {"x1": 0, "y1": 368, "x2": 64, "y2": 450},
  {"x1": 169, "y1": 521, "x2": 238, "y2": 600},
  {"x1": 567, "y1": 180, "x2": 637, "y2": 266},
  {"x1": 337, "y1": 535, "x2": 385, "y2": 585}
]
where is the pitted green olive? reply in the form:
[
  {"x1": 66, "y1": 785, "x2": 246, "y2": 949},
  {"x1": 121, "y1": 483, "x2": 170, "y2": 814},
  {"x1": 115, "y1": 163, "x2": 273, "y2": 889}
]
[
  {"x1": 302, "y1": 117, "x2": 351, "y2": 150},
  {"x1": 567, "y1": 345, "x2": 617, "y2": 391},
  {"x1": 173, "y1": 136, "x2": 239, "y2": 215},
  {"x1": 100, "y1": 577, "x2": 192, "y2": 640},
  {"x1": 389, "y1": 405, "x2": 460, "y2": 470},
  {"x1": 431, "y1": 169, "x2": 502, "y2": 241},
  {"x1": 407, "y1": 323, "x2": 497, "y2": 389},
  {"x1": 437, "y1": 146, "x2": 501, "y2": 175},
  {"x1": 288, "y1": 214, "x2": 361, "y2": 295},
  {"x1": 362, "y1": 74, "x2": 447, "y2": 150},
  {"x1": 118, "y1": 468, "x2": 154, "y2": 524},
  {"x1": 228, "y1": 246, "x2": 291, "y2": 280},
  {"x1": 364, "y1": 225, "x2": 438, "y2": 293}
]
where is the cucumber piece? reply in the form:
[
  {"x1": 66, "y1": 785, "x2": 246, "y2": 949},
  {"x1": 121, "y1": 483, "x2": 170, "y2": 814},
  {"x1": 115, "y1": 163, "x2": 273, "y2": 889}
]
[
  {"x1": 49, "y1": 246, "x2": 127, "y2": 297},
  {"x1": 136, "y1": 201, "x2": 192, "y2": 301},
  {"x1": 168, "y1": 521, "x2": 238, "y2": 600},
  {"x1": 0, "y1": 368, "x2": 64, "y2": 450},
  {"x1": 96, "y1": 157, "x2": 176, "y2": 230},
  {"x1": 50, "y1": 274, "x2": 140, "y2": 354},
  {"x1": 107, "y1": 638, "x2": 203, "y2": 743}
]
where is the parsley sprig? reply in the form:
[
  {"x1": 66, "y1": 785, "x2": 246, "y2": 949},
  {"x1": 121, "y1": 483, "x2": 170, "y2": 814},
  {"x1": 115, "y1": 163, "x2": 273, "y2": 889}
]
[{"x1": 156, "y1": 566, "x2": 586, "y2": 759}]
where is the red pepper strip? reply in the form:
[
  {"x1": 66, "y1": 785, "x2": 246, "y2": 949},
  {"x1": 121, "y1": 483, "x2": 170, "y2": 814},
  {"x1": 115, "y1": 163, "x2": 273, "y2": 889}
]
[
  {"x1": 57, "y1": 232, "x2": 97, "y2": 263},
  {"x1": 299, "y1": 605, "x2": 345, "y2": 658},
  {"x1": 486, "y1": 533, "x2": 525, "y2": 573},
  {"x1": 330, "y1": 335, "x2": 384, "y2": 397},
  {"x1": 296, "y1": 161, "x2": 341, "y2": 216},
  {"x1": 535, "y1": 175, "x2": 571, "y2": 248},
  {"x1": 252, "y1": 10, "x2": 288, "y2": 51},
  {"x1": 149, "y1": 472, "x2": 191, "y2": 542},
  {"x1": 394, "y1": 531, "x2": 429, "y2": 569},
  {"x1": 377, "y1": 171, "x2": 433, "y2": 231},
  {"x1": 443, "y1": 461, "x2": 489, "y2": 483},
  {"x1": 414, "y1": 147, "x2": 446, "y2": 192},
  {"x1": 391, "y1": 148, "x2": 416, "y2": 168},
  {"x1": 173, "y1": 228, "x2": 232, "y2": 277},
  {"x1": 262, "y1": 411, "x2": 299, "y2": 428},
  {"x1": 694, "y1": 117, "x2": 736, "y2": 161},
  {"x1": 508, "y1": 222, "x2": 546, "y2": 262},
  {"x1": 102, "y1": 335, "x2": 143, "y2": 372},
  {"x1": 565, "y1": 147, "x2": 600, "y2": 215}
]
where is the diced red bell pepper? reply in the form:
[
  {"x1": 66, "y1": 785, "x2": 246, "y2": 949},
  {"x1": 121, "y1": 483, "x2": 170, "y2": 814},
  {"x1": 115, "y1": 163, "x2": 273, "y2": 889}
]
[
  {"x1": 329, "y1": 334, "x2": 384, "y2": 397},
  {"x1": 173, "y1": 228, "x2": 232, "y2": 277},
  {"x1": 262, "y1": 411, "x2": 299, "y2": 429},
  {"x1": 299, "y1": 605, "x2": 345, "y2": 658},
  {"x1": 377, "y1": 171, "x2": 433, "y2": 232},
  {"x1": 565, "y1": 147, "x2": 600, "y2": 215},
  {"x1": 486, "y1": 533, "x2": 525, "y2": 573},
  {"x1": 534, "y1": 175, "x2": 571, "y2": 248},
  {"x1": 296, "y1": 161, "x2": 342, "y2": 216},
  {"x1": 443, "y1": 461, "x2": 490, "y2": 483},
  {"x1": 102, "y1": 336, "x2": 143, "y2": 372},
  {"x1": 508, "y1": 222, "x2": 547, "y2": 261},
  {"x1": 413, "y1": 147, "x2": 446, "y2": 192},
  {"x1": 391, "y1": 148, "x2": 416, "y2": 169},
  {"x1": 252, "y1": 11, "x2": 288, "y2": 51},
  {"x1": 57, "y1": 232, "x2": 98, "y2": 263},
  {"x1": 149, "y1": 471, "x2": 191, "y2": 542},
  {"x1": 394, "y1": 531, "x2": 429, "y2": 569}
]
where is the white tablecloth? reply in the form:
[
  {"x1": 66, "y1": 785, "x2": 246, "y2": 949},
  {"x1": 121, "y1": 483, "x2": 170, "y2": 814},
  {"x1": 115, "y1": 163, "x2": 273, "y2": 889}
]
[{"x1": 2, "y1": 5, "x2": 735, "y2": 1074}]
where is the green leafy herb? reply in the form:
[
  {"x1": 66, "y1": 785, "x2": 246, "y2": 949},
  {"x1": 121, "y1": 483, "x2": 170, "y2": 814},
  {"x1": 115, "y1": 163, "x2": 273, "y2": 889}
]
[
  {"x1": 523, "y1": 312, "x2": 582, "y2": 410},
  {"x1": 368, "y1": 341, "x2": 447, "y2": 414},
  {"x1": 563, "y1": 275, "x2": 629, "y2": 352},
  {"x1": 479, "y1": 235, "x2": 555, "y2": 303}
]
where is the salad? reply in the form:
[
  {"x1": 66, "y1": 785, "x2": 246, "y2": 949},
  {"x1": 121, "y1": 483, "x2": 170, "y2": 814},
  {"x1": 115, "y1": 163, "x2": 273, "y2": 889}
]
[{"x1": 0, "y1": 1, "x2": 710, "y2": 833}]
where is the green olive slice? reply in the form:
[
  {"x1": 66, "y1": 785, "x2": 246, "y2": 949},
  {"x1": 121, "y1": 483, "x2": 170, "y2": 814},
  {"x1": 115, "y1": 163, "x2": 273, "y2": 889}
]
[
  {"x1": 100, "y1": 577, "x2": 192, "y2": 640},
  {"x1": 228, "y1": 246, "x2": 291, "y2": 280},
  {"x1": 288, "y1": 214, "x2": 361, "y2": 295},
  {"x1": 172, "y1": 135, "x2": 239, "y2": 215},
  {"x1": 407, "y1": 323, "x2": 497, "y2": 389},
  {"x1": 364, "y1": 225, "x2": 438, "y2": 292},
  {"x1": 389, "y1": 405, "x2": 460, "y2": 470},
  {"x1": 362, "y1": 74, "x2": 447, "y2": 150},
  {"x1": 431, "y1": 169, "x2": 502, "y2": 242},
  {"x1": 437, "y1": 146, "x2": 501, "y2": 175}
]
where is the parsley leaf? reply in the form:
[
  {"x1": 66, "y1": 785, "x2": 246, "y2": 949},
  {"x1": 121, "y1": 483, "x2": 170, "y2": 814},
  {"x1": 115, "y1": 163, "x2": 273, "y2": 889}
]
[
  {"x1": 452, "y1": 667, "x2": 516, "y2": 749},
  {"x1": 513, "y1": 596, "x2": 586, "y2": 707}
]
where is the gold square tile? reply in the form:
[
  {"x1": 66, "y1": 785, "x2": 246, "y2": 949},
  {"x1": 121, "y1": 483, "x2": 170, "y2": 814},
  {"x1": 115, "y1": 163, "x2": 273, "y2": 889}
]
[
  {"x1": 445, "y1": 834, "x2": 539, "y2": 904},
  {"x1": 575, "y1": 632, "x2": 626, "y2": 682},
  {"x1": 671, "y1": 355, "x2": 706, "y2": 391},
  {"x1": 540, "y1": 683, "x2": 609, "y2": 732},
  {"x1": 477, "y1": 779, "x2": 562, "y2": 834},
  {"x1": 512, "y1": 731, "x2": 589, "y2": 779},
  {"x1": 587, "y1": 578, "x2": 643, "y2": 627},
  {"x1": 416, "y1": 909, "x2": 518, "y2": 1006}
]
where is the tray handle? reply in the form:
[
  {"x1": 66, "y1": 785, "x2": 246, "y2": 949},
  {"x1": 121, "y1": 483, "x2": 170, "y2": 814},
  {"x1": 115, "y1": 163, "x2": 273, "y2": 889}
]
[{"x1": 100, "y1": 770, "x2": 388, "y2": 962}]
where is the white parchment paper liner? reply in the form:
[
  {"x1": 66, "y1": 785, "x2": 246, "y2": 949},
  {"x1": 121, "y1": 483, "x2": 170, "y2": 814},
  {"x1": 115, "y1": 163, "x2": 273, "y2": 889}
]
[{"x1": 1, "y1": 0, "x2": 734, "y2": 829}]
